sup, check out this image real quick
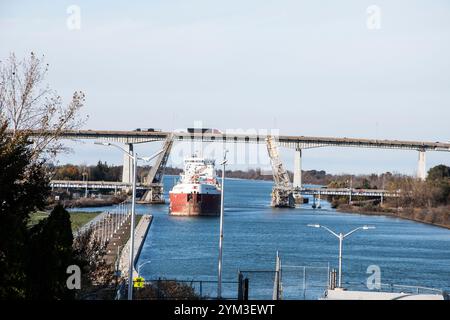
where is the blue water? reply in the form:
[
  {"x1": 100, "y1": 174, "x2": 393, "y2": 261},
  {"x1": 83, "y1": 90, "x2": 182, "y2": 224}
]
[{"x1": 74, "y1": 176, "x2": 450, "y2": 299}]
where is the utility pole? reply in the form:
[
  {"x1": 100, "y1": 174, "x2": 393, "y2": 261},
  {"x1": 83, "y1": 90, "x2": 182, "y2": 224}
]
[
  {"x1": 95, "y1": 142, "x2": 163, "y2": 300},
  {"x1": 217, "y1": 150, "x2": 228, "y2": 299},
  {"x1": 349, "y1": 176, "x2": 353, "y2": 205}
]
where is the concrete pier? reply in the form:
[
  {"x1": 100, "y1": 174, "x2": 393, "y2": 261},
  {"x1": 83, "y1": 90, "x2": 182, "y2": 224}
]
[
  {"x1": 122, "y1": 143, "x2": 134, "y2": 184},
  {"x1": 293, "y1": 147, "x2": 303, "y2": 204},
  {"x1": 293, "y1": 147, "x2": 302, "y2": 189},
  {"x1": 417, "y1": 150, "x2": 427, "y2": 180}
]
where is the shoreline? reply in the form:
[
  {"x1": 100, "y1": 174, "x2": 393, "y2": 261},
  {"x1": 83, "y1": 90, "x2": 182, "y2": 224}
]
[
  {"x1": 336, "y1": 205, "x2": 450, "y2": 230},
  {"x1": 57, "y1": 197, "x2": 125, "y2": 208}
]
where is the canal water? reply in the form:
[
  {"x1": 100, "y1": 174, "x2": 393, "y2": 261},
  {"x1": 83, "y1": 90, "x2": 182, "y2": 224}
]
[{"x1": 74, "y1": 176, "x2": 450, "y2": 299}]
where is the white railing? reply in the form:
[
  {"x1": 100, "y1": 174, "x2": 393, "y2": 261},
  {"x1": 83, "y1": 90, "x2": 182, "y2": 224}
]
[{"x1": 92, "y1": 200, "x2": 132, "y2": 246}]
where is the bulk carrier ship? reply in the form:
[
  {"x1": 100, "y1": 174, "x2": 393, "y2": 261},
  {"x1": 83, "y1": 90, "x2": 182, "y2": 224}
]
[{"x1": 169, "y1": 155, "x2": 221, "y2": 216}]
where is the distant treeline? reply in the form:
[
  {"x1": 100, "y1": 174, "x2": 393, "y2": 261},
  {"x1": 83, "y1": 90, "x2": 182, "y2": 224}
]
[
  {"x1": 330, "y1": 165, "x2": 450, "y2": 229},
  {"x1": 49, "y1": 162, "x2": 345, "y2": 184},
  {"x1": 50, "y1": 161, "x2": 410, "y2": 187},
  {"x1": 50, "y1": 162, "x2": 183, "y2": 183}
]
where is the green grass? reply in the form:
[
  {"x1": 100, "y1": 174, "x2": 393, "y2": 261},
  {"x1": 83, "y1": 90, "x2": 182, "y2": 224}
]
[
  {"x1": 28, "y1": 211, "x2": 49, "y2": 226},
  {"x1": 69, "y1": 211, "x2": 101, "y2": 231},
  {"x1": 29, "y1": 211, "x2": 101, "y2": 231}
]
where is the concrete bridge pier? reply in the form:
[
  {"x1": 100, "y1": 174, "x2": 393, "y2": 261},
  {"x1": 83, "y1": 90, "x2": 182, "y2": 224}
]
[
  {"x1": 122, "y1": 143, "x2": 134, "y2": 184},
  {"x1": 293, "y1": 147, "x2": 303, "y2": 204},
  {"x1": 417, "y1": 150, "x2": 427, "y2": 181}
]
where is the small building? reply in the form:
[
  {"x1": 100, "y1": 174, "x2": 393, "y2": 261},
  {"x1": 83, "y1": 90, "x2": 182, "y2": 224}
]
[{"x1": 322, "y1": 288, "x2": 446, "y2": 300}]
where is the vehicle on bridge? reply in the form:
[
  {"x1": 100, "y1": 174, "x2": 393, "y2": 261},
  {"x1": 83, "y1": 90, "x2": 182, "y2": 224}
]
[
  {"x1": 134, "y1": 128, "x2": 161, "y2": 132},
  {"x1": 186, "y1": 128, "x2": 223, "y2": 134}
]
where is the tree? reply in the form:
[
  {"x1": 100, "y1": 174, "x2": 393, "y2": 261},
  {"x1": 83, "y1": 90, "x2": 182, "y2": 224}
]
[
  {"x1": 427, "y1": 165, "x2": 450, "y2": 206},
  {"x1": 0, "y1": 122, "x2": 49, "y2": 298},
  {"x1": 358, "y1": 178, "x2": 372, "y2": 189},
  {"x1": 72, "y1": 226, "x2": 116, "y2": 299},
  {"x1": 0, "y1": 52, "x2": 86, "y2": 160},
  {"x1": 53, "y1": 164, "x2": 82, "y2": 180},
  {"x1": 26, "y1": 205, "x2": 75, "y2": 299},
  {"x1": 427, "y1": 165, "x2": 450, "y2": 181}
]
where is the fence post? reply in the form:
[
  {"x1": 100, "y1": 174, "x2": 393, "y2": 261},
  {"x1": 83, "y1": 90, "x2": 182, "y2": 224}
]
[
  {"x1": 272, "y1": 251, "x2": 281, "y2": 300},
  {"x1": 243, "y1": 278, "x2": 249, "y2": 301},
  {"x1": 303, "y1": 266, "x2": 306, "y2": 300},
  {"x1": 157, "y1": 278, "x2": 161, "y2": 299},
  {"x1": 237, "y1": 272, "x2": 244, "y2": 300},
  {"x1": 329, "y1": 269, "x2": 337, "y2": 290}
]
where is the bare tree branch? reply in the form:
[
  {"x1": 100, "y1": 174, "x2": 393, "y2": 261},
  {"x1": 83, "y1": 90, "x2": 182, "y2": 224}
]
[{"x1": 0, "y1": 52, "x2": 87, "y2": 161}]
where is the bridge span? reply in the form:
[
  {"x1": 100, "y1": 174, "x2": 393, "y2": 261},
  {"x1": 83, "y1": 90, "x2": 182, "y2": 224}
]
[
  {"x1": 27, "y1": 129, "x2": 450, "y2": 152},
  {"x1": 50, "y1": 180, "x2": 399, "y2": 200},
  {"x1": 25, "y1": 129, "x2": 450, "y2": 206},
  {"x1": 50, "y1": 180, "x2": 147, "y2": 191}
]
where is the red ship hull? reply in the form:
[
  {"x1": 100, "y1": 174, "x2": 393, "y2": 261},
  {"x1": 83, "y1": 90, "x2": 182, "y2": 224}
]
[{"x1": 169, "y1": 193, "x2": 221, "y2": 216}]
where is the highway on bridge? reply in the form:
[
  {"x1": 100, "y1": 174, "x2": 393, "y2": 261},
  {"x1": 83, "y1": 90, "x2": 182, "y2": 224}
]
[{"x1": 26, "y1": 129, "x2": 450, "y2": 151}]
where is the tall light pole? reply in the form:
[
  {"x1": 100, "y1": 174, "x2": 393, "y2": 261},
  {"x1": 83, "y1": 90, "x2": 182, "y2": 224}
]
[
  {"x1": 95, "y1": 141, "x2": 162, "y2": 300},
  {"x1": 82, "y1": 171, "x2": 88, "y2": 198},
  {"x1": 217, "y1": 149, "x2": 228, "y2": 299},
  {"x1": 307, "y1": 224, "x2": 375, "y2": 288},
  {"x1": 137, "y1": 260, "x2": 152, "y2": 278},
  {"x1": 349, "y1": 176, "x2": 353, "y2": 205}
]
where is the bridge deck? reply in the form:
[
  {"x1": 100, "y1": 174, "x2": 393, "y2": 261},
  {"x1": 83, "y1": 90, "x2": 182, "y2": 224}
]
[
  {"x1": 50, "y1": 181, "x2": 400, "y2": 198},
  {"x1": 50, "y1": 180, "x2": 147, "y2": 190},
  {"x1": 299, "y1": 187, "x2": 399, "y2": 197},
  {"x1": 24, "y1": 130, "x2": 450, "y2": 151}
]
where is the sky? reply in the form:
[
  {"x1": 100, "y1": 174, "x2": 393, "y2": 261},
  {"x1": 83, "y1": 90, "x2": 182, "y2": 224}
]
[{"x1": 0, "y1": 0, "x2": 449, "y2": 174}]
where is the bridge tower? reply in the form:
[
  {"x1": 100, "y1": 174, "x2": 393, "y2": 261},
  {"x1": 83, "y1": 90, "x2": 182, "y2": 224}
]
[
  {"x1": 292, "y1": 147, "x2": 304, "y2": 204},
  {"x1": 122, "y1": 143, "x2": 134, "y2": 184},
  {"x1": 417, "y1": 149, "x2": 427, "y2": 181},
  {"x1": 140, "y1": 133, "x2": 174, "y2": 203},
  {"x1": 266, "y1": 136, "x2": 295, "y2": 208}
]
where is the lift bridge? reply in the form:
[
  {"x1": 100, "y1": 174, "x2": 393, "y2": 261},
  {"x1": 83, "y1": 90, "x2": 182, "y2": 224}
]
[{"x1": 26, "y1": 129, "x2": 450, "y2": 207}]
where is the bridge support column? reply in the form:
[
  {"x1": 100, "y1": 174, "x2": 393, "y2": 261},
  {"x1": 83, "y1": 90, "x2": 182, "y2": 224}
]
[
  {"x1": 293, "y1": 148, "x2": 302, "y2": 189},
  {"x1": 417, "y1": 150, "x2": 426, "y2": 181},
  {"x1": 122, "y1": 143, "x2": 134, "y2": 184},
  {"x1": 293, "y1": 148, "x2": 303, "y2": 204}
]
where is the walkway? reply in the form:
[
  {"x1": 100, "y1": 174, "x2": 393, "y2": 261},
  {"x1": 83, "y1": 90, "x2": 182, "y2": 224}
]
[{"x1": 118, "y1": 215, "x2": 153, "y2": 279}]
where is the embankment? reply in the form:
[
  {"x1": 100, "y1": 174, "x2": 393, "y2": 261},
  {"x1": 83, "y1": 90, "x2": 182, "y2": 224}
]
[
  {"x1": 118, "y1": 214, "x2": 153, "y2": 279},
  {"x1": 59, "y1": 196, "x2": 126, "y2": 208},
  {"x1": 336, "y1": 204, "x2": 450, "y2": 230}
]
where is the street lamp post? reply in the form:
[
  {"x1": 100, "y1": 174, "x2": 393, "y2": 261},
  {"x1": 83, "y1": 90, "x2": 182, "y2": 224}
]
[
  {"x1": 349, "y1": 177, "x2": 353, "y2": 205},
  {"x1": 217, "y1": 150, "x2": 228, "y2": 299},
  {"x1": 82, "y1": 171, "x2": 88, "y2": 198},
  {"x1": 95, "y1": 141, "x2": 162, "y2": 300},
  {"x1": 137, "y1": 260, "x2": 152, "y2": 278},
  {"x1": 307, "y1": 224, "x2": 375, "y2": 288}
]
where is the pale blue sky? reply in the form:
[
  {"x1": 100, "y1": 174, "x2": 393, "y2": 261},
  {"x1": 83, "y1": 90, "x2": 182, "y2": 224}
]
[{"x1": 1, "y1": 0, "x2": 449, "y2": 174}]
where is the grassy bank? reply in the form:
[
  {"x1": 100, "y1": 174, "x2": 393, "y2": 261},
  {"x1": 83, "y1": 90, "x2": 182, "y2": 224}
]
[
  {"x1": 29, "y1": 211, "x2": 101, "y2": 231},
  {"x1": 69, "y1": 211, "x2": 102, "y2": 231},
  {"x1": 336, "y1": 204, "x2": 450, "y2": 230}
]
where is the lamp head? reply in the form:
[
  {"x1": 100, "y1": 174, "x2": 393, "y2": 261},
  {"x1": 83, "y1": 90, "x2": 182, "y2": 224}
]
[
  {"x1": 307, "y1": 224, "x2": 320, "y2": 228},
  {"x1": 362, "y1": 225, "x2": 376, "y2": 230}
]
